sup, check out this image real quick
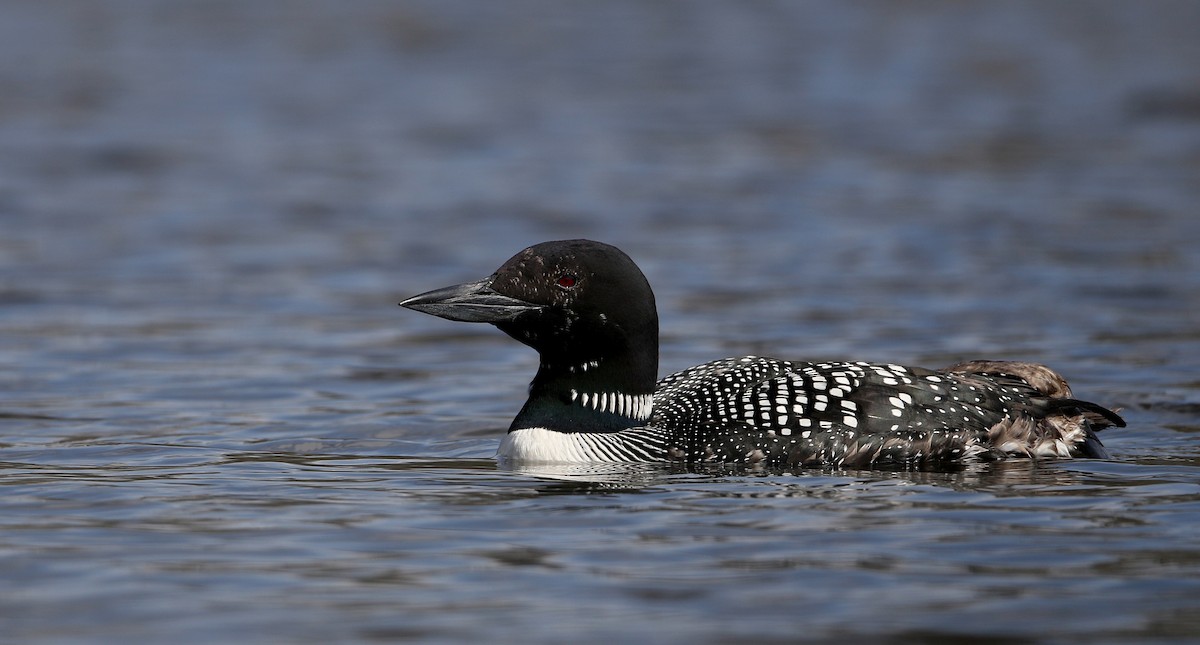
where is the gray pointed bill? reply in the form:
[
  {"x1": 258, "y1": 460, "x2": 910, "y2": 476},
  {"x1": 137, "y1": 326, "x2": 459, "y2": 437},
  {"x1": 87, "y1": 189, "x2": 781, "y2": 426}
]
[{"x1": 399, "y1": 277, "x2": 542, "y2": 323}]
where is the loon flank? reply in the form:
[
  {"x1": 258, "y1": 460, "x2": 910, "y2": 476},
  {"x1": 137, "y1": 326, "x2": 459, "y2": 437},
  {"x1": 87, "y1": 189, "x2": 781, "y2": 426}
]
[{"x1": 400, "y1": 239, "x2": 1124, "y2": 467}]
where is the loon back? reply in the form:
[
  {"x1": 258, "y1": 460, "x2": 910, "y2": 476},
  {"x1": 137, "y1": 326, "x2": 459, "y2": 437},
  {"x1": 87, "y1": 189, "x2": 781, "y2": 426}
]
[
  {"x1": 400, "y1": 239, "x2": 1124, "y2": 468},
  {"x1": 647, "y1": 357, "x2": 1122, "y2": 468}
]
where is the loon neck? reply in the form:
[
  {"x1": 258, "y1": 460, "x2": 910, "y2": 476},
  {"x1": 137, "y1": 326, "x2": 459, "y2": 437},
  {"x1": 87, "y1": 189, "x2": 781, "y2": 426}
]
[{"x1": 511, "y1": 349, "x2": 658, "y2": 434}]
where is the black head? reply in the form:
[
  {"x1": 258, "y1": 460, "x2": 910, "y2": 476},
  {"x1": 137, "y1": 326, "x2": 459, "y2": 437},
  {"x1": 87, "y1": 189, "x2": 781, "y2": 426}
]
[{"x1": 400, "y1": 240, "x2": 659, "y2": 383}]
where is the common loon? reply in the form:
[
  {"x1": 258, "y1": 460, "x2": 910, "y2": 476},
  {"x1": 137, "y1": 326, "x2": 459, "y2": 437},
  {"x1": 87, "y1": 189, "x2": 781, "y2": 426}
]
[{"x1": 400, "y1": 239, "x2": 1124, "y2": 468}]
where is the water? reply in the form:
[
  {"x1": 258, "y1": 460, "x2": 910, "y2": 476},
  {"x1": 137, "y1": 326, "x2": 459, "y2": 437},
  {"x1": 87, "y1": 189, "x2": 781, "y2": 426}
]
[{"x1": 3, "y1": 1, "x2": 1200, "y2": 642}]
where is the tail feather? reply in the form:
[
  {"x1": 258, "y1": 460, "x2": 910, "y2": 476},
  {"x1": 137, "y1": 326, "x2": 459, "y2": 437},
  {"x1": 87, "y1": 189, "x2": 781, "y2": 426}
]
[{"x1": 943, "y1": 360, "x2": 1125, "y2": 459}]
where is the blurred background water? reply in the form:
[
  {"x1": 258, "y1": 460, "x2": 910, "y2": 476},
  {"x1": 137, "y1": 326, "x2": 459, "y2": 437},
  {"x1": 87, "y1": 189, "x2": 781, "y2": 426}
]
[{"x1": 2, "y1": 1, "x2": 1199, "y2": 642}]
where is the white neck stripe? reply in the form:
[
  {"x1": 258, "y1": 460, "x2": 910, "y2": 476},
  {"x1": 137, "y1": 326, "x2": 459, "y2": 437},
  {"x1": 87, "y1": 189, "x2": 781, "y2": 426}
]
[{"x1": 569, "y1": 390, "x2": 653, "y2": 421}]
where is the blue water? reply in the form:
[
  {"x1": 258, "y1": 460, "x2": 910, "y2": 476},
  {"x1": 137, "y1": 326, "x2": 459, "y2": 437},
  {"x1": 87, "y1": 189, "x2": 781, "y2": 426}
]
[{"x1": 3, "y1": 1, "x2": 1199, "y2": 642}]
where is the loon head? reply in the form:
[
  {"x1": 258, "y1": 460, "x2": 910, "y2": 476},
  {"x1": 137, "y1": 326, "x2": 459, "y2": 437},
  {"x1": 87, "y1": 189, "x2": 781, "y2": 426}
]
[{"x1": 400, "y1": 240, "x2": 659, "y2": 430}]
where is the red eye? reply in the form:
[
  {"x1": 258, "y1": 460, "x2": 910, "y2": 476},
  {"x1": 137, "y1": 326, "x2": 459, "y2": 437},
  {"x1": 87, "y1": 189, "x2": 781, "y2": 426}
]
[{"x1": 556, "y1": 275, "x2": 577, "y2": 288}]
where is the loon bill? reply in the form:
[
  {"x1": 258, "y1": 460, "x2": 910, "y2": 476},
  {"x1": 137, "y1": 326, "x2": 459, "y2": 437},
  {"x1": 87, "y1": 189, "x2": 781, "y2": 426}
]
[{"x1": 400, "y1": 239, "x2": 1124, "y2": 468}]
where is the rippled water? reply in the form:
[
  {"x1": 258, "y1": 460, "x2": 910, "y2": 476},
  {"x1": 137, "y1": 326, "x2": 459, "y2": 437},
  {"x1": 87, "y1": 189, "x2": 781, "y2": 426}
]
[{"x1": 3, "y1": 1, "x2": 1199, "y2": 642}]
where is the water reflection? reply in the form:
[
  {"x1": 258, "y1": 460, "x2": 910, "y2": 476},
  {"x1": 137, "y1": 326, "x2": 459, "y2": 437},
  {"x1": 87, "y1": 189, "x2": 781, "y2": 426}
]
[{"x1": 500, "y1": 460, "x2": 677, "y2": 488}]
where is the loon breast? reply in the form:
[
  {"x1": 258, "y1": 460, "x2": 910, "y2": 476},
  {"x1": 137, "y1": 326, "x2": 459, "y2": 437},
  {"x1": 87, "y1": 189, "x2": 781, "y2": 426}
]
[{"x1": 498, "y1": 426, "x2": 671, "y2": 463}]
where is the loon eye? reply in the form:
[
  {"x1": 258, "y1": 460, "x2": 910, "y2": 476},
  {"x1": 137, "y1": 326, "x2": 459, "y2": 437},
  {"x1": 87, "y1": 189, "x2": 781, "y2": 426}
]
[{"x1": 556, "y1": 275, "x2": 577, "y2": 289}]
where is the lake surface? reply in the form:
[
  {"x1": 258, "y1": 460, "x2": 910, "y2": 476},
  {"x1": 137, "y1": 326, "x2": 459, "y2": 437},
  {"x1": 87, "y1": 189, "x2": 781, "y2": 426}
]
[{"x1": 2, "y1": 1, "x2": 1199, "y2": 642}]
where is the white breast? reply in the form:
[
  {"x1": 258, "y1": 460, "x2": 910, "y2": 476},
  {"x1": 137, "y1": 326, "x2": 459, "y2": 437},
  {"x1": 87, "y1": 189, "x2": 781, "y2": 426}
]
[{"x1": 497, "y1": 428, "x2": 615, "y2": 463}]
